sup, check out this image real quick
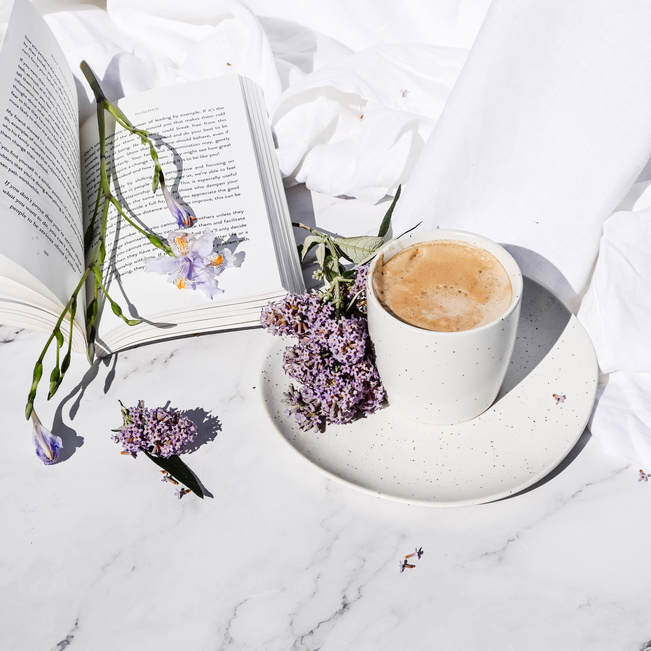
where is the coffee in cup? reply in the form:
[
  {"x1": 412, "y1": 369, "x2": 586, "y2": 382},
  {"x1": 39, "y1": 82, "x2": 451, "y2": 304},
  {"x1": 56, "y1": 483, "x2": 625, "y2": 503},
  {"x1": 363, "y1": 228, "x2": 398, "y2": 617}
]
[
  {"x1": 372, "y1": 239, "x2": 513, "y2": 333},
  {"x1": 366, "y1": 229, "x2": 523, "y2": 425}
]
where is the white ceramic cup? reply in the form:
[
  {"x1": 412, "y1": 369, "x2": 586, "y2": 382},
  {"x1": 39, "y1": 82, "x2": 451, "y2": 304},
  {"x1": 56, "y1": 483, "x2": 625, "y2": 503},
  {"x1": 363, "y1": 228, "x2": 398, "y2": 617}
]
[{"x1": 366, "y1": 229, "x2": 523, "y2": 425}]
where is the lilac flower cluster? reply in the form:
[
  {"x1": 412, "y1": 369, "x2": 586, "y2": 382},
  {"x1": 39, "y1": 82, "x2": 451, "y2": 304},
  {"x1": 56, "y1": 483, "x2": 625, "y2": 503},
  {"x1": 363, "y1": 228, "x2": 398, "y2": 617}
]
[
  {"x1": 113, "y1": 402, "x2": 198, "y2": 457},
  {"x1": 261, "y1": 265, "x2": 385, "y2": 431}
]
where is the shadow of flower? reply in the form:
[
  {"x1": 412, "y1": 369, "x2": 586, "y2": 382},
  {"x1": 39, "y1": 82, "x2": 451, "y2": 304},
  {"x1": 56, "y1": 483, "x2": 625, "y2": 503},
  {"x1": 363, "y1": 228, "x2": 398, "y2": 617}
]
[{"x1": 178, "y1": 407, "x2": 222, "y2": 453}]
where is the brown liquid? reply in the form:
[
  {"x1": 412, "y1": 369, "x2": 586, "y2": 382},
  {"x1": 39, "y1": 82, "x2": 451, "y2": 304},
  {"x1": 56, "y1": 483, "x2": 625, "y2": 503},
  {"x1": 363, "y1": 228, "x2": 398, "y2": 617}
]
[{"x1": 373, "y1": 240, "x2": 512, "y2": 332}]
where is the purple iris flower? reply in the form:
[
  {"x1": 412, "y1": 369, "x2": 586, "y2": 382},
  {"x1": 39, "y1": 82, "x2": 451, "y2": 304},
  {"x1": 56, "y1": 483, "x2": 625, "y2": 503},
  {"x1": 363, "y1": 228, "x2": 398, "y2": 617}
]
[
  {"x1": 30, "y1": 410, "x2": 62, "y2": 465},
  {"x1": 161, "y1": 182, "x2": 195, "y2": 228},
  {"x1": 146, "y1": 229, "x2": 235, "y2": 299}
]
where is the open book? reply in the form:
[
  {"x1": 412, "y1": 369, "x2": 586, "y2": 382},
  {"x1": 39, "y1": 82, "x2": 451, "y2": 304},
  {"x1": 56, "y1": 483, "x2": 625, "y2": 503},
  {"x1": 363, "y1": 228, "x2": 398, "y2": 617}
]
[{"x1": 0, "y1": 0, "x2": 304, "y2": 357}]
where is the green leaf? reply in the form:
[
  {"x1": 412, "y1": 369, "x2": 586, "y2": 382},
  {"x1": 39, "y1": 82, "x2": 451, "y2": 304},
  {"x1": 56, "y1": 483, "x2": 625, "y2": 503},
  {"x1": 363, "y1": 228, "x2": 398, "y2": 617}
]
[
  {"x1": 118, "y1": 400, "x2": 132, "y2": 426},
  {"x1": 98, "y1": 240, "x2": 106, "y2": 267},
  {"x1": 26, "y1": 363, "x2": 42, "y2": 418},
  {"x1": 49, "y1": 366, "x2": 60, "y2": 384},
  {"x1": 86, "y1": 341, "x2": 95, "y2": 364},
  {"x1": 111, "y1": 301, "x2": 123, "y2": 318},
  {"x1": 377, "y1": 184, "x2": 401, "y2": 238},
  {"x1": 108, "y1": 297, "x2": 142, "y2": 326},
  {"x1": 30, "y1": 362, "x2": 43, "y2": 392},
  {"x1": 322, "y1": 253, "x2": 342, "y2": 284},
  {"x1": 48, "y1": 378, "x2": 62, "y2": 400},
  {"x1": 298, "y1": 234, "x2": 324, "y2": 262},
  {"x1": 86, "y1": 298, "x2": 98, "y2": 322},
  {"x1": 331, "y1": 235, "x2": 385, "y2": 265},
  {"x1": 315, "y1": 241, "x2": 327, "y2": 269},
  {"x1": 144, "y1": 451, "x2": 204, "y2": 498},
  {"x1": 60, "y1": 352, "x2": 71, "y2": 374},
  {"x1": 146, "y1": 232, "x2": 171, "y2": 254},
  {"x1": 91, "y1": 264, "x2": 103, "y2": 285}
]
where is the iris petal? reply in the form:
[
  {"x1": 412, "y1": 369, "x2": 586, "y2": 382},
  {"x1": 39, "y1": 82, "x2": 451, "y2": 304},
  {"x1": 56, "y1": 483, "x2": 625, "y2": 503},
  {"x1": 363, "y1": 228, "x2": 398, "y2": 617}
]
[
  {"x1": 146, "y1": 229, "x2": 235, "y2": 299},
  {"x1": 30, "y1": 410, "x2": 62, "y2": 465},
  {"x1": 145, "y1": 256, "x2": 183, "y2": 274},
  {"x1": 161, "y1": 183, "x2": 195, "y2": 228}
]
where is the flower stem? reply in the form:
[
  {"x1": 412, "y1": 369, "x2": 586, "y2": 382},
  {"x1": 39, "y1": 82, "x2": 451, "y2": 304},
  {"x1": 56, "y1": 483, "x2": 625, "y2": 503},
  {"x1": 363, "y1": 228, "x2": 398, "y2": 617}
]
[
  {"x1": 25, "y1": 267, "x2": 91, "y2": 419},
  {"x1": 25, "y1": 62, "x2": 176, "y2": 418}
]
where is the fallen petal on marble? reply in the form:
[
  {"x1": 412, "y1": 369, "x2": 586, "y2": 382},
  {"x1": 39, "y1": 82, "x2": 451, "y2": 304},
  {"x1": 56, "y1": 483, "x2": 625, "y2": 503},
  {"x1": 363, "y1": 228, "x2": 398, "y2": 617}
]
[{"x1": 30, "y1": 410, "x2": 62, "y2": 465}]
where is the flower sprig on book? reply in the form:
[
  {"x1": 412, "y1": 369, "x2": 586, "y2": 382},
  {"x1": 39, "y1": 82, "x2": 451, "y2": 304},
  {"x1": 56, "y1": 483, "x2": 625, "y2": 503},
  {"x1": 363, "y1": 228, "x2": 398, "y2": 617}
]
[
  {"x1": 26, "y1": 62, "x2": 238, "y2": 468},
  {"x1": 261, "y1": 188, "x2": 401, "y2": 431},
  {"x1": 146, "y1": 229, "x2": 236, "y2": 299}
]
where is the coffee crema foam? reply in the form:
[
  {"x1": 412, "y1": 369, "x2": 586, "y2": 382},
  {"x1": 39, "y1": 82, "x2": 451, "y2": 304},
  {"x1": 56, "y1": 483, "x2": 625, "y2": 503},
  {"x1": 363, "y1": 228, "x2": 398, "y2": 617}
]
[{"x1": 373, "y1": 240, "x2": 512, "y2": 332}]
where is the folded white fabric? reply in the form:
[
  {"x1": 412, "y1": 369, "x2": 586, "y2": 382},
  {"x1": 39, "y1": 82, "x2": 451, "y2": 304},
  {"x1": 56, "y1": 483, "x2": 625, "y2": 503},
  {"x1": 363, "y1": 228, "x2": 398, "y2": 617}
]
[
  {"x1": 246, "y1": 0, "x2": 490, "y2": 52},
  {"x1": 588, "y1": 372, "x2": 651, "y2": 468},
  {"x1": 577, "y1": 199, "x2": 651, "y2": 466},
  {"x1": 392, "y1": 0, "x2": 651, "y2": 467},
  {"x1": 249, "y1": 0, "x2": 488, "y2": 202},
  {"x1": 392, "y1": 0, "x2": 651, "y2": 307},
  {"x1": 271, "y1": 44, "x2": 467, "y2": 203},
  {"x1": 579, "y1": 208, "x2": 651, "y2": 376}
]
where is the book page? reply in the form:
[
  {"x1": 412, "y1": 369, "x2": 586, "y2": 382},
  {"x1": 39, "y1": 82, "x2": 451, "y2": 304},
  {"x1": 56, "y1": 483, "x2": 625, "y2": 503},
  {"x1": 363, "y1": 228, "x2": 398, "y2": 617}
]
[
  {"x1": 80, "y1": 75, "x2": 284, "y2": 343},
  {"x1": 0, "y1": 0, "x2": 84, "y2": 308}
]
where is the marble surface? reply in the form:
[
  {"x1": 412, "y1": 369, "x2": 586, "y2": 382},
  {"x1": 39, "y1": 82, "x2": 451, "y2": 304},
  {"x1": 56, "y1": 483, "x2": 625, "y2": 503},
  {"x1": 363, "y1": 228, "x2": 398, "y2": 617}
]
[{"x1": 2, "y1": 187, "x2": 651, "y2": 651}]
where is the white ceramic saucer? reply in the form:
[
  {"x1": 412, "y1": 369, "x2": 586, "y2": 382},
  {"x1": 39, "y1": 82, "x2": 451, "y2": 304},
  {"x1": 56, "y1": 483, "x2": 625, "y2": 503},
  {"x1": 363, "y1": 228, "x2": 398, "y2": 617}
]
[{"x1": 259, "y1": 278, "x2": 598, "y2": 507}]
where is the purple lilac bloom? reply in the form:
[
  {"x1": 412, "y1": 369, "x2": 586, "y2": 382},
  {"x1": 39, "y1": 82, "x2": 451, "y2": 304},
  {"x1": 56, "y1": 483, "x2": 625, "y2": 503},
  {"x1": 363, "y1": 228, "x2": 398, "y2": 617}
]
[
  {"x1": 283, "y1": 341, "x2": 335, "y2": 384},
  {"x1": 309, "y1": 368, "x2": 360, "y2": 425},
  {"x1": 113, "y1": 403, "x2": 198, "y2": 457},
  {"x1": 260, "y1": 291, "x2": 334, "y2": 339},
  {"x1": 265, "y1": 264, "x2": 385, "y2": 430},
  {"x1": 327, "y1": 316, "x2": 368, "y2": 365},
  {"x1": 283, "y1": 384, "x2": 323, "y2": 432},
  {"x1": 360, "y1": 378, "x2": 386, "y2": 412}
]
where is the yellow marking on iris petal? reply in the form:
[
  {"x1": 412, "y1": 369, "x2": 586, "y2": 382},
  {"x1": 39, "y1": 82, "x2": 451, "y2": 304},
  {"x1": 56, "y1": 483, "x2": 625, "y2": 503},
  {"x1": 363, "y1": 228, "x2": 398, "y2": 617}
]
[
  {"x1": 175, "y1": 277, "x2": 187, "y2": 290},
  {"x1": 174, "y1": 236, "x2": 189, "y2": 256},
  {"x1": 209, "y1": 254, "x2": 224, "y2": 267}
]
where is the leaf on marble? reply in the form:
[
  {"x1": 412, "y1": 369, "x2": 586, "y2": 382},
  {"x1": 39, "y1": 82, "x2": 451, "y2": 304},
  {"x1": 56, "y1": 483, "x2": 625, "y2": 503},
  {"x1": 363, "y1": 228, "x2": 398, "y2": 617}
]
[{"x1": 144, "y1": 451, "x2": 204, "y2": 498}]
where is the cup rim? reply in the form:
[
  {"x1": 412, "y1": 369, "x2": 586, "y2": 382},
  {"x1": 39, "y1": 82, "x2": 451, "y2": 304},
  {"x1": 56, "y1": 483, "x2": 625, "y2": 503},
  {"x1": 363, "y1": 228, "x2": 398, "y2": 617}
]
[{"x1": 366, "y1": 229, "x2": 523, "y2": 336}]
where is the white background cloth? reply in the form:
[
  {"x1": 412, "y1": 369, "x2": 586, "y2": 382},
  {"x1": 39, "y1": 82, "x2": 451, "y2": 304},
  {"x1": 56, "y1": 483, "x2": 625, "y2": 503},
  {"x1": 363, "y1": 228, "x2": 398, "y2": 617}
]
[
  {"x1": 1, "y1": 0, "x2": 650, "y2": 468},
  {"x1": 392, "y1": 0, "x2": 651, "y2": 304}
]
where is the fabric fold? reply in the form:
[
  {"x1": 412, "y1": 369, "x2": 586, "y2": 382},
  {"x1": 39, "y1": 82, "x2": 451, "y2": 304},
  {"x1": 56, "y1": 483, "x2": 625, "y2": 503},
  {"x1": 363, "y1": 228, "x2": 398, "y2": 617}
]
[{"x1": 392, "y1": 0, "x2": 651, "y2": 306}]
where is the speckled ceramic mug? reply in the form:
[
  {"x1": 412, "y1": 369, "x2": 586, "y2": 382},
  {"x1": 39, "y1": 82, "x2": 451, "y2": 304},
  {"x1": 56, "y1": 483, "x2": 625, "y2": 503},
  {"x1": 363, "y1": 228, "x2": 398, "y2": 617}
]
[{"x1": 366, "y1": 229, "x2": 523, "y2": 425}]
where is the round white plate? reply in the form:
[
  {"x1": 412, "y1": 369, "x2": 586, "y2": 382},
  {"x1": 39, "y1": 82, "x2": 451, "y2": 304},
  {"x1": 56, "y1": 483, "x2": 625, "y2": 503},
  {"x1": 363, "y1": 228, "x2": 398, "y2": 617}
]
[{"x1": 259, "y1": 278, "x2": 598, "y2": 507}]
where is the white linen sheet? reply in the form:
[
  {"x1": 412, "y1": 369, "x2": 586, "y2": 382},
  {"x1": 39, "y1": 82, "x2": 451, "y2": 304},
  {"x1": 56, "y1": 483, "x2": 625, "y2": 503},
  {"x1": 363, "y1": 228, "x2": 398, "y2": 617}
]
[{"x1": 1, "y1": 0, "x2": 650, "y2": 470}]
